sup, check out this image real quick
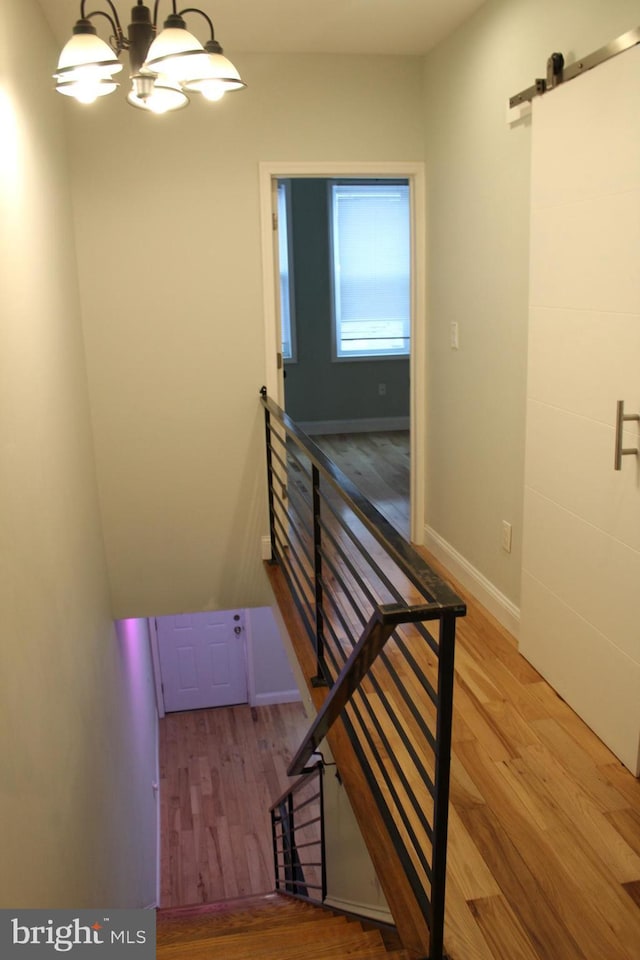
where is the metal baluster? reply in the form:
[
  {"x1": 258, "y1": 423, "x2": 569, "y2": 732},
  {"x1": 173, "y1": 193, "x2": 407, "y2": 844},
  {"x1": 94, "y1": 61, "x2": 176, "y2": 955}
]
[
  {"x1": 429, "y1": 613, "x2": 457, "y2": 960},
  {"x1": 311, "y1": 464, "x2": 327, "y2": 685},
  {"x1": 318, "y1": 766, "x2": 327, "y2": 901},
  {"x1": 271, "y1": 809, "x2": 281, "y2": 891},
  {"x1": 262, "y1": 388, "x2": 278, "y2": 563}
]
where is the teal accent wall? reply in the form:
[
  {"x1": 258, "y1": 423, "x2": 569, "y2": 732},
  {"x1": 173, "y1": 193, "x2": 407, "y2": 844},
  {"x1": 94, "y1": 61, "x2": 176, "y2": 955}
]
[{"x1": 284, "y1": 179, "x2": 410, "y2": 424}]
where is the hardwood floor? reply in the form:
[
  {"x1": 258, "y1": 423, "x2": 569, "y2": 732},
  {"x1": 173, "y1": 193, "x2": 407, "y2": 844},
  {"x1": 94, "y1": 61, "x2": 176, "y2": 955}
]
[
  {"x1": 313, "y1": 432, "x2": 410, "y2": 538},
  {"x1": 159, "y1": 702, "x2": 310, "y2": 908},
  {"x1": 432, "y1": 562, "x2": 640, "y2": 960}
]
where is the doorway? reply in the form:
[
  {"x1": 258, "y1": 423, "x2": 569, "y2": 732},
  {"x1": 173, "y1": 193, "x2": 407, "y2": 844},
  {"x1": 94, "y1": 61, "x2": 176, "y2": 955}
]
[{"x1": 259, "y1": 161, "x2": 427, "y2": 545}]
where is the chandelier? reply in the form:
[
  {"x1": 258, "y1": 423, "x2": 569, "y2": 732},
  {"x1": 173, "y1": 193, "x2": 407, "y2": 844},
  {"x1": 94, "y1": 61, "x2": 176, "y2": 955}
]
[{"x1": 54, "y1": 1, "x2": 246, "y2": 113}]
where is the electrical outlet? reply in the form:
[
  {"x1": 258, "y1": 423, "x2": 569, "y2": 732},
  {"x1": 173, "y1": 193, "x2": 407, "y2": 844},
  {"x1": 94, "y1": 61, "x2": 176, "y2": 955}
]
[
  {"x1": 378, "y1": 383, "x2": 386, "y2": 396},
  {"x1": 450, "y1": 321, "x2": 459, "y2": 349},
  {"x1": 501, "y1": 521, "x2": 512, "y2": 553}
]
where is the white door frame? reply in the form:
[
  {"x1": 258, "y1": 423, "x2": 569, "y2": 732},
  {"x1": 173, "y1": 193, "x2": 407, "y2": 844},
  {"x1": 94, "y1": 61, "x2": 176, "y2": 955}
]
[
  {"x1": 259, "y1": 160, "x2": 427, "y2": 545},
  {"x1": 148, "y1": 616, "x2": 165, "y2": 718}
]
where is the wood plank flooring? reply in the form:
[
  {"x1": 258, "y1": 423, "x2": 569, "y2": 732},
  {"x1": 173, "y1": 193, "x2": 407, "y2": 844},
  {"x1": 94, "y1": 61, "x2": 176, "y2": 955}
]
[
  {"x1": 159, "y1": 702, "x2": 310, "y2": 908},
  {"x1": 313, "y1": 432, "x2": 410, "y2": 538},
  {"x1": 418, "y1": 570, "x2": 640, "y2": 959}
]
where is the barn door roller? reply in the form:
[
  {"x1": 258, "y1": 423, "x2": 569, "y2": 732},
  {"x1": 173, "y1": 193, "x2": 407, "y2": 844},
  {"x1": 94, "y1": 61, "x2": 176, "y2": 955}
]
[{"x1": 509, "y1": 26, "x2": 640, "y2": 109}]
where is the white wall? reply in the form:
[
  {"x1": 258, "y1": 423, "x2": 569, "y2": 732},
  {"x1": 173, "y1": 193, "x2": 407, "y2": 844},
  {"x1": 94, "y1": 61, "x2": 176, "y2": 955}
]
[
  {"x1": 0, "y1": 0, "x2": 157, "y2": 909},
  {"x1": 114, "y1": 619, "x2": 161, "y2": 903},
  {"x1": 246, "y1": 607, "x2": 301, "y2": 706},
  {"x1": 65, "y1": 53, "x2": 425, "y2": 618},
  {"x1": 422, "y1": 0, "x2": 639, "y2": 622},
  {"x1": 322, "y1": 752, "x2": 393, "y2": 924}
]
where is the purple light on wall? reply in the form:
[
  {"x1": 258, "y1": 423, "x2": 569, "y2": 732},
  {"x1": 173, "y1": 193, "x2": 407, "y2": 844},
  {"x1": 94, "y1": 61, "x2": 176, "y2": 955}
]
[{"x1": 116, "y1": 618, "x2": 149, "y2": 692}]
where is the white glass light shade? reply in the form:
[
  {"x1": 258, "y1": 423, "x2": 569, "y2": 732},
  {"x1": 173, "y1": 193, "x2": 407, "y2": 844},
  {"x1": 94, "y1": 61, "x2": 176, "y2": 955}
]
[
  {"x1": 196, "y1": 81, "x2": 225, "y2": 102},
  {"x1": 143, "y1": 27, "x2": 210, "y2": 83},
  {"x1": 55, "y1": 32, "x2": 123, "y2": 80},
  {"x1": 183, "y1": 53, "x2": 246, "y2": 99},
  {"x1": 56, "y1": 77, "x2": 119, "y2": 104},
  {"x1": 127, "y1": 78, "x2": 189, "y2": 114}
]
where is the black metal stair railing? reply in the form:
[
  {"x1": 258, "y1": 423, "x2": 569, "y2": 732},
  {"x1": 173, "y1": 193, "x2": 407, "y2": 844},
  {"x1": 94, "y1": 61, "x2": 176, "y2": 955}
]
[
  {"x1": 270, "y1": 762, "x2": 326, "y2": 903},
  {"x1": 260, "y1": 389, "x2": 466, "y2": 960}
]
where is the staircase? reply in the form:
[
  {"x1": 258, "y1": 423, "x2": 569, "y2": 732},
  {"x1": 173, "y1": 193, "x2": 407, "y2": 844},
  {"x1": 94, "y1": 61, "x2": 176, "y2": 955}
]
[{"x1": 157, "y1": 893, "x2": 414, "y2": 960}]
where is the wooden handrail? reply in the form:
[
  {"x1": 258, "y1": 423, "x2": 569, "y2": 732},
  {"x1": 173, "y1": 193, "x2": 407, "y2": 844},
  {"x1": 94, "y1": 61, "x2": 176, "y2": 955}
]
[
  {"x1": 269, "y1": 762, "x2": 323, "y2": 813},
  {"x1": 288, "y1": 602, "x2": 436, "y2": 775}
]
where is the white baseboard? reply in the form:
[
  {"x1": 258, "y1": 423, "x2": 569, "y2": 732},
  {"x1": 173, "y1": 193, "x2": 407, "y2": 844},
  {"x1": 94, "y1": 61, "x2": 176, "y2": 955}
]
[
  {"x1": 298, "y1": 417, "x2": 410, "y2": 436},
  {"x1": 322, "y1": 895, "x2": 394, "y2": 925},
  {"x1": 423, "y1": 525, "x2": 520, "y2": 638},
  {"x1": 252, "y1": 689, "x2": 302, "y2": 707}
]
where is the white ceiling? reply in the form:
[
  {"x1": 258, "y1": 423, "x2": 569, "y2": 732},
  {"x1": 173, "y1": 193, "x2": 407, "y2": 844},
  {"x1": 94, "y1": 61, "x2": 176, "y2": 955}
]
[{"x1": 38, "y1": 0, "x2": 487, "y2": 56}]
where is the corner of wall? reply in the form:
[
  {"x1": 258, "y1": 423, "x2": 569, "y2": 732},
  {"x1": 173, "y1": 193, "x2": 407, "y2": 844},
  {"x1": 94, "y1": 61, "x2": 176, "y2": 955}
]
[{"x1": 424, "y1": 525, "x2": 521, "y2": 639}]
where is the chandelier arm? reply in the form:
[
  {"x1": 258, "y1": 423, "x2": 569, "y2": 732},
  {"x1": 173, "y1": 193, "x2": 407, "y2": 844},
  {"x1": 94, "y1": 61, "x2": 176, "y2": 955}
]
[
  {"x1": 150, "y1": 2, "x2": 185, "y2": 28},
  {"x1": 80, "y1": 0, "x2": 123, "y2": 29},
  {"x1": 152, "y1": 1, "x2": 161, "y2": 27},
  {"x1": 80, "y1": 1, "x2": 129, "y2": 54},
  {"x1": 83, "y1": 9, "x2": 128, "y2": 53},
  {"x1": 179, "y1": 7, "x2": 216, "y2": 41}
]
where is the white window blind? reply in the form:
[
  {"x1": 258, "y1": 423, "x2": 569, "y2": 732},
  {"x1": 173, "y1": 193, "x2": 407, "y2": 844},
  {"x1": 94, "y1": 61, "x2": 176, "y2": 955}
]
[{"x1": 331, "y1": 183, "x2": 410, "y2": 359}]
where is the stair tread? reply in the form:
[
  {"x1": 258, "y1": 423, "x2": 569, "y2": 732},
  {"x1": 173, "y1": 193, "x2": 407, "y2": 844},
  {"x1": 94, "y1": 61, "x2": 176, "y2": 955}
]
[
  {"x1": 157, "y1": 892, "x2": 298, "y2": 922},
  {"x1": 158, "y1": 913, "x2": 353, "y2": 946},
  {"x1": 158, "y1": 936, "x2": 389, "y2": 960},
  {"x1": 157, "y1": 895, "x2": 410, "y2": 960},
  {"x1": 158, "y1": 903, "x2": 333, "y2": 942},
  {"x1": 158, "y1": 921, "x2": 382, "y2": 957}
]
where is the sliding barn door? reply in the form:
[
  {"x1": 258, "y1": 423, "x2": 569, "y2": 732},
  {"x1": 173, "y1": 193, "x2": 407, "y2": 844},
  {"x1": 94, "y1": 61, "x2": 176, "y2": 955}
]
[{"x1": 521, "y1": 45, "x2": 640, "y2": 774}]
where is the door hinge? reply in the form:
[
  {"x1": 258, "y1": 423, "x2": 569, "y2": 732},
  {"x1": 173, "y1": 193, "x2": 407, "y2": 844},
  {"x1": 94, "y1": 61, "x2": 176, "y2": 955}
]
[
  {"x1": 272, "y1": 211, "x2": 278, "y2": 231},
  {"x1": 277, "y1": 351, "x2": 283, "y2": 370}
]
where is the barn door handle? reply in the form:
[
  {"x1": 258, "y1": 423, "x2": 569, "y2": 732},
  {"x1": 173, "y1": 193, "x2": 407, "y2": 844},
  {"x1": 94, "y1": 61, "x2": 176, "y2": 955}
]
[{"x1": 614, "y1": 400, "x2": 640, "y2": 470}]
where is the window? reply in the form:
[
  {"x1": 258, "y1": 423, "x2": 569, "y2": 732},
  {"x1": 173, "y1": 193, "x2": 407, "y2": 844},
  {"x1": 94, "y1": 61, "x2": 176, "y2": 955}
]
[
  {"x1": 330, "y1": 182, "x2": 410, "y2": 360},
  {"x1": 277, "y1": 180, "x2": 296, "y2": 361}
]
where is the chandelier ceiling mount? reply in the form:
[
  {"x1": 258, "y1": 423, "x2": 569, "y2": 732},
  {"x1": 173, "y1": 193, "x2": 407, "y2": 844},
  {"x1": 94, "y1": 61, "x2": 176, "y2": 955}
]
[{"x1": 54, "y1": 0, "x2": 246, "y2": 114}]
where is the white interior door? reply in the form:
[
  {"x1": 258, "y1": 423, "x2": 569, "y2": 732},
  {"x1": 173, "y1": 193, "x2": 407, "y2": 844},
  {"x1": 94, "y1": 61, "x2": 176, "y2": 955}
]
[
  {"x1": 156, "y1": 610, "x2": 247, "y2": 713},
  {"x1": 521, "y1": 45, "x2": 640, "y2": 774}
]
